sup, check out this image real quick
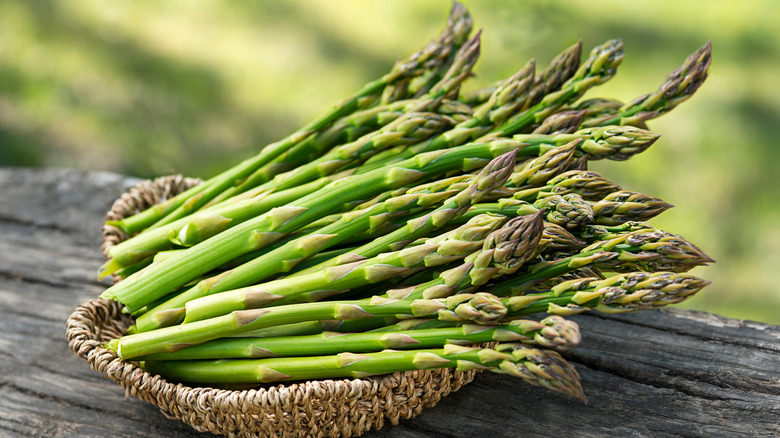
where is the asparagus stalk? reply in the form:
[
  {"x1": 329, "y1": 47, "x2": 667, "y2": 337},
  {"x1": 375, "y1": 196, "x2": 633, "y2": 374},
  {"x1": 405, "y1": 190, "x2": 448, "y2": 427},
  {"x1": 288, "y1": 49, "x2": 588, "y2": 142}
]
[
  {"x1": 391, "y1": 270, "x2": 709, "y2": 334},
  {"x1": 100, "y1": 138, "x2": 524, "y2": 313},
  {"x1": 380, "y1": 2, "x2": 473, "y2": 103},
  {"x1": 531, "y1": 110, "x2": 588, "y2": 135},
  {"x1": 253, "y1": 111, "x2": 457, "y2": 193},
  {"x1": 525, "y1": 40, "x2": 584, "y2": 108},
  {"x1": 131, "y1": 177, "x2": 470, "y2": 331},
  {"x1": 181, "y1": 213, "x2": 507, "y2": 323},
  {"x1": 140, "y1": 343, "x2": 585, "y2": 401},
  {"x1": 482, "y1": 39, "x2": 624, "y2": 139},
  {"x1": 132, "y1": 150, "x2": 516, "y2": 332},
  {"x1": 291, "y1": 149, "x2": 518, "y2": 276},
  {"x1": 135, "y1": 315, "x2": 581, "y2": 361},
  {"x1": 502, "y1": 271, "x2": 711, "y2": 317},
  {"x1": 459, "y1": 40, "x2": 581, "y2": 108},
  {"x1": 343, "y1": 218, "x2": 583, "y2": 333},
  {"x1": 507, "y1": 140, "x2": 579, "y2": 188},
  {"x1": 226, "y1": 34, "x2": 482, "y2": 199},
  {"x1": 582, "y1": 41, "x2": 712, "y2": 128},
  {"x1": 99, "y1": 176, "x2": 340, "y2": 277},
  {"x1": 107, "y1": 3, "x2": 472, "y2": 234},
  {"x1": 384, "y1": 211, "x2": 544, "y2": 302},
  {"x1": 490, "y1": 227, "x2": 714, "y2": 296},
  {"x1": 355, "y1": 59, "x2": 537, "y2": 174},
  {"x1": 211, "y1": 96, "x2": 475, "y2": 205},
  {"x1": 107, "y1": 292, "x2": 508, "y2": 359}
]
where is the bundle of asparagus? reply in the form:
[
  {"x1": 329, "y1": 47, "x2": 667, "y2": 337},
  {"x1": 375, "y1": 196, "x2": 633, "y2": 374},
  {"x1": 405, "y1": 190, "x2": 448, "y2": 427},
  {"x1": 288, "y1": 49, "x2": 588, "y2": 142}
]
[{"x1": 98, "y1": 2, "x2": 713, "y2": 403}]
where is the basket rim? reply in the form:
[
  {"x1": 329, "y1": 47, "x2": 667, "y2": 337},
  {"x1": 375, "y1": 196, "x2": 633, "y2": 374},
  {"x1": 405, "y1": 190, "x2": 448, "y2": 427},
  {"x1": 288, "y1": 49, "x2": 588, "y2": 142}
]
[{"x1": 72, "y1": 174, "x2": 478, "y2": 437}]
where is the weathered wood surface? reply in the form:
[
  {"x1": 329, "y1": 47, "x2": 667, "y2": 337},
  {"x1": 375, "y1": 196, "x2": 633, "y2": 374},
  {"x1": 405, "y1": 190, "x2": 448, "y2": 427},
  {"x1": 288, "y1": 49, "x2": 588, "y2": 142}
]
[{"x1": 1, "y1": 167, "x2": 778, "y2": 438}]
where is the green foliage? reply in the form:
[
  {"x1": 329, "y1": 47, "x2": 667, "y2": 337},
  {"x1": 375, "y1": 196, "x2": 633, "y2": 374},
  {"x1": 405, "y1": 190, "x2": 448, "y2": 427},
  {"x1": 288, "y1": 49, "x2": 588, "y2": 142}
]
[{"x1": 1, "y1": 0, "x2": 777, "y2": 323}]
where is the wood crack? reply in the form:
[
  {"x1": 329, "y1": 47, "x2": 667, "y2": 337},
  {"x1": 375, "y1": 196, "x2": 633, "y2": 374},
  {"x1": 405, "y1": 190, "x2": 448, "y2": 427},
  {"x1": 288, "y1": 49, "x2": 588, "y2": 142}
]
[
  {"x1": 580, "y1": 312, "x2": 780, "y2": 354},
  {"x1": 0, "y1": 213, "x2": 80, "y2": 235}
]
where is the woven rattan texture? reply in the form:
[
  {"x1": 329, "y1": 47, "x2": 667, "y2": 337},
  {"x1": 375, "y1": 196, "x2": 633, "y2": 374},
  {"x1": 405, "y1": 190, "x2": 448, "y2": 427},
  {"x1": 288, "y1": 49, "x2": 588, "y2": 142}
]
[{"x1": 69, "y1": 175, "x2": 479, "y2": 437}]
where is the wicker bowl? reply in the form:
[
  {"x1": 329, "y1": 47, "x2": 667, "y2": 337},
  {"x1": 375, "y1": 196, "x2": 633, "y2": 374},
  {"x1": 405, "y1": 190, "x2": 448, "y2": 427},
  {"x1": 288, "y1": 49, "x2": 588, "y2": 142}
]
[{"x1": 66, "y1": 175, "x2": 479, "y2": 437}]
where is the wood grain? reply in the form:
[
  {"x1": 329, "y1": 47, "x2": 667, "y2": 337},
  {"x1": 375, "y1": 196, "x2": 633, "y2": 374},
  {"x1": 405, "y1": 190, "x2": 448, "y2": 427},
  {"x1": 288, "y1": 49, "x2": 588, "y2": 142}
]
[{"x1": 1, "y1": 167, "x2": 778, "y2": 438}]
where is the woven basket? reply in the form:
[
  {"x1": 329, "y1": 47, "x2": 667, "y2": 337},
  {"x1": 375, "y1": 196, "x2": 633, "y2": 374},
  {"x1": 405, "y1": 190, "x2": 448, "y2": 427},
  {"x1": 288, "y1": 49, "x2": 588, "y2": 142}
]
[{"x1": 66, "y1": 175, "x2": 479, "y2": 437}]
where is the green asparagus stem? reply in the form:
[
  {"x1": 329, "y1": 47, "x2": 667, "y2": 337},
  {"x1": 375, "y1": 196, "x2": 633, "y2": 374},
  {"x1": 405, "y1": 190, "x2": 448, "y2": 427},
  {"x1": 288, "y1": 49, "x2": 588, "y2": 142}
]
[
  {"x1": 107, "y1": 3, "x2": 472, "y2": 235},
  {"x1": 255, "y1": 111, "x2": 457, "y2": 192},
  {"x1": 583, "y1": 41, "x2": 712, "y2": 128},
  {"x1": 135, "y1": 315, "x2": 581, "y2": 361},
  {"x1": 227, "y1": 34, "x2": 482, "y2": 199},
  {"x1": 459, "y1": 40, "x2": 582, "y2": 109},
  {"x1": 502, "y1": 271, "x2": 710, "y2": 317},
  {"x1": 100, "y1": 138, "x2": 525, "y2": 313},
  {"x1": 526, "y1": 40, "x2": 584, "y2": 108},
  {"x1": 384, "y1": 211, "x2": 544, "y2": 302},
  {"x1": 99, "y1": 177, "x2": 338, "y2": 278},
  {"x1": 491, "y1": 227, "x2": 714, "y2": 296},
  {"x1": 132, "y1": 177, "x2": 468, "y2": 331},
  {"x1": 381, "y1": 2, "x2": 473, "y2": 103},
  {"x1": 107, "y1": 292, "x2": 507, "y2": 359},
  {"x1": 483, "y1": 39, "x2": 624, "y2": 139},
  {"x1": 181, "y1": 213, "x2": 507, "y2": 323},
  {"x1": 140, "y1": 342, "x2": 585, "y2": 401},
  {"x1": 291, "y1": 149, "x2": 518, "y2": 276},
  {"x1": 131, "y1": 151, "x2": 516, "y2": 331},
  {"x1": 355, "y1": 59, "x2": 537, "y2": 174},
  {"x1": 507, "y1": 140, "x2": 579, "y2": 188}
]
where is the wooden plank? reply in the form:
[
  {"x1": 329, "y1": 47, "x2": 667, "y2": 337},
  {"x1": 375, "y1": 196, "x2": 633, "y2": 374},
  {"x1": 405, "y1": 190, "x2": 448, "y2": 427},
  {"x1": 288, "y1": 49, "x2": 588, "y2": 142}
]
[{"x1": 1, "y1": 167, "x2": 778, "y2": 437}]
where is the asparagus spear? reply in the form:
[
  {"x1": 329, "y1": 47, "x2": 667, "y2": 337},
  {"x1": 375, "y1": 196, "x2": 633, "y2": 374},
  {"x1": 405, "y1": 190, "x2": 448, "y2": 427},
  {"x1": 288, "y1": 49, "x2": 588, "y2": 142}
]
[
  {"x1": 99, "y1": 176, "x2": 342, "y2": 277},
  {"x1": 140, "y1": 343, "x2": 585, "y2": 401},
  {"x1": 107, "y1": 3, "x2": 472, "y2": 235},
  {"x1": 291, "y1": 149, "x2": 518, "y2": 276},
  {"x1": 252, "y1": 111, "x2": 457, "y2": 193},
  {"x1": 355, "y1": 59, "x2": 537, "y2": 173},
  {"x1": 531, "y1": 110, "x2": 589, "y2": 135},
  {"x1": 503, "y1": 271, "x2": 711, "y2": 317},
  {"x1": 507, "y1": 140, "x2": 579, "y2": 188},
  {"x1": 490, "y1": 227, "x2": 714, "y2": 296},
  {"x1": 107, "y1": 292, "x2": 508, "y2": 359},
  {"x1": 582, "y1": 41, "x2": 712, "y2": 128},
  {"x1": 538, "y1": 222, "x2": 587, "y2": 252},
  {"x1": 526, "y1": 40, "x2": 584, "y2": 108},
  {"x1": 223, "y1": 34, "x2": 482, "y2": 200},
  {"x1": 132, "y1": 150, "x2": 516, "y2": 332},
  {"x1": 381, "y1": 2, "x2": 473, "y2": 103},
  {"x1": 323, "y1": 127, "x2": 652, "y2": 277},
  {"x1": 482, "y1": 39, "x2": 624, "y2": 139},
  {"x1": 134, "y1": 315, "x2": 581, "y2": 361},
  {"x1": 100, "y1": 138, "x2": 524, "y2": 313},
  {"x1": 512, "y1": 169, "x2": 622, "y2": 202},
  {"x1": 394, "y1": 271, "x2": 709, "y2": 334},
  {"x1": 208, "y1": 98, "x2": 471, "y2": 205},
  {"x1": 383, "y1": 212, "x2": 544, "y2": 302},
  {"x1": 592, "y1": 190, "x2": 674, "y2": 225},
  {"x1": 535, "y1": 193, "x2": 594, "y2": 230},
  {"x1": 180, "y1": 213, "x2": 507, "y2": 323},
  {"x1": 459, "y1": 40, "x2": 582, "y2": 108}
]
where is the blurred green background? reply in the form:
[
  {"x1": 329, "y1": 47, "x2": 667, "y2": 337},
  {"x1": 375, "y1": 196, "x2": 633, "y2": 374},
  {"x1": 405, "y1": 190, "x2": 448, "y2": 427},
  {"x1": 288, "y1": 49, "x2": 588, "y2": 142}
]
[{"x1": 1, "y1": 0, "x2": 778, "y2": 324}]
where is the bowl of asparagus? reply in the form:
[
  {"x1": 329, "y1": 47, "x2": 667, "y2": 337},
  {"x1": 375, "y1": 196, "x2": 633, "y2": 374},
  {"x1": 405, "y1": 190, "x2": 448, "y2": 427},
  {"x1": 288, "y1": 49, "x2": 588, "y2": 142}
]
[{"x1": 67, "y1": 2, "x2": 714, "y2": 436}]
